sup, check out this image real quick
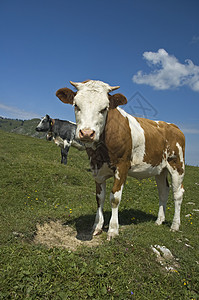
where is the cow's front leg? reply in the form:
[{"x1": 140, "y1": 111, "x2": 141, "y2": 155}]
[
  {"x1": 107, "y1": 184, "x2": 124, "y2": 240},
  {"x1": 107, "y1": 165, "x2": 128, "y2": 240},
  {"x1": 61, "y1": 147, "x2": 69, "y2": 165},
  {"x1": 92, "y1": 181, "x2": 106, "y2": 236}
]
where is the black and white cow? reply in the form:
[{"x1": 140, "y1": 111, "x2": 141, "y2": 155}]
[{"x1": 36, "y1": 115, "x2": 85, "y2": 165}]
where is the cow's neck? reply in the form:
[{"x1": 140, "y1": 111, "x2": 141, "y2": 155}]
[
  {"x1": 86, "y1": 125, "x2": 112, "y2": 171},
  {"x1": 86, "y1": 108, "x2": 131, "y2": 171}
]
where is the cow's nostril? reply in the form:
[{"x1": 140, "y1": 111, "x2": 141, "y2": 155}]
[
  {"x1": 79, "y1": 129, "x2": 95, "y2": 141},
  {"x1": 90, "y1": 131, "x2": 95, "y2": 138},
  {"x1": 79, "y1": 130, "x2": 84, "y2": 138}
]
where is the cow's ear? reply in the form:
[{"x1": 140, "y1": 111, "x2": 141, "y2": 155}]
[
  {"x1": 56, "y1": 88, "x2": 76, "y2": 105},
  {"x1": 50, "y1": 118, "x2": 55, "y2": 126},
  {"x1": 109, "y1": 93, "x2": 127, "y2": 109}
]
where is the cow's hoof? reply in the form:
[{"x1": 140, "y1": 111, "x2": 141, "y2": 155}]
[
  {"x1": 155, "y1": 218, "x2": 165, "y2": 226},
  {"x1": 107, "y1": 231, "x2": 118, "y2": 241},
  {"x1": 93, "y1": 229, "x2": 103, "y2": 236},
  {"x1": 170, "y1": 223, "x2": 180, "y2": 232}
]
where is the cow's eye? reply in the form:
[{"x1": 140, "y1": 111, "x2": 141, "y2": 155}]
[
  {"x1": 74, "y1": 104, "x2": 80, "y2": 112},
  {"x1": 100, "y1": 107, "x2": 107, "y2": 114}
]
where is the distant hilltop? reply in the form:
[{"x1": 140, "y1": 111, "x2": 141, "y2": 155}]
[{"x1": 0, "y1": 117, "x2": 46, "y2": 139}]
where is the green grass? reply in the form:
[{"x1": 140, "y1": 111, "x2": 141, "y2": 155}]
[{"x1": 0, "y1": 130, "x2": 199, "y2": 299}]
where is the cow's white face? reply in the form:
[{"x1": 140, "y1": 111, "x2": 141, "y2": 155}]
[
  {"x1": 36, "y1": 115, "x2": 51, "y2": 132},
  {"x1": 73, "y1": 81, "x2": 111, "y2": 142},
  {"x1": 56, "y1": 80, "x2": 127, "y2": 144}
]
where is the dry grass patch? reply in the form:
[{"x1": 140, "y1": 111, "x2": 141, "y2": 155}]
[{"x1": 34, "y1": 220, "x2": 103, "y2": 251}]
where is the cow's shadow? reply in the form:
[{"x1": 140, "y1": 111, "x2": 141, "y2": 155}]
[{"x1": 63, "y1": 209, "x2": 157, "y2": 242}]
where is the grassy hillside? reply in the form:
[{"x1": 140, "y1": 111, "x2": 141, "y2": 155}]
[
  {"x1": 0, "y1": 117, "x2": 45, "y2": 138},
  {"x1": 0, "y1": 130, "x2": 198, "y2": 299}
]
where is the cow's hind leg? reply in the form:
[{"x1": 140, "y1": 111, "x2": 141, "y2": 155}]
[
  {"x1": 170, "y1": 170, "x2": 184, "y2": 231},
  {"x1": 92, "y1": 181, "x2": 106, "y2": 236},
  {"x1": 155, "y1": 168, "x2": 170, "y2": 226}
]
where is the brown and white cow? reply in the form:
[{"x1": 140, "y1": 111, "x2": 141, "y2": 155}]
[{"x1": 56, "y1": 80, "x2": 185, "y2": 240}]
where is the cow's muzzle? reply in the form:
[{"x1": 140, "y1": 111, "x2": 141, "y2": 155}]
[{"x1": 79, "y1": 128, "x2": 95, "y2": 142}]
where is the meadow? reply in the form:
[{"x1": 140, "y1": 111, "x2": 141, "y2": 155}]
[{"x1": 0, "y1": 130, "x2": 198, "y2": 299}]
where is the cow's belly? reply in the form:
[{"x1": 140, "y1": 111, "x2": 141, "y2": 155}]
[
  {"x1": 128, "y1": 162, "x2": 166, "y2": 179},
  {"x1": 91, "y1": 161, "x2": 166, "y2": 182}
]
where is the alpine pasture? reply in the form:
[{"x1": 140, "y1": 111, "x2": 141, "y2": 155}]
[{"x1": 0, "y1": 130, "x2": 198, "y2": 299}]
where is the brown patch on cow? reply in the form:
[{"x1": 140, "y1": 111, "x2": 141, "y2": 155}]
[
  {"x1": 110, "y1": 196, "x2": 120, "y2": 208},
  {"x1": 167, "y1": 145, "x2": 185, "y2": 175},
  {"x1": 34, "y1": 221, "x2": 102, "y2": 251},
  {"x1": 108, "y1": 93, "x2": 127, "y2": 109},
  {"x1": 165, "y1": 124, "x2": 185, "y2": 175},
  {"x1": 96, "y1": 182, "x2": 102, "y2": 207},
  {"x1": 105, "y1": 109, "x2": 132, "y2": 166},
  {"x1": 105, "y1": 109, "x2": 132, "y2": 193},
  {"x1": 50, "y1": 118, "x2": 55, "y2": 127},
  {"x1": 56, "y1": 88, "x2": 76, "y2": 104},
  {"x1": 135, "y1": 118, "x2": 185, "y2": 173},
  {"x1": 86, "y1": 109, "x2": 132, "y2": 194},
  {"x1": 111, "y1": 162, "x2": 131, "y2": 194},
  {"x1": 96, "y1": 182, "x2": 102, "y2": 196}
]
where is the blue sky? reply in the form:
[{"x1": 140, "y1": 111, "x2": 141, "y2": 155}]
[{"x1": 0, "y1": 0, "x2": 199, "y2": 166}]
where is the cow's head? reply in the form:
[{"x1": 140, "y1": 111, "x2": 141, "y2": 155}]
[
  {"x1": 56, "y1": 80, "x2": 127, "y2": 143},
  {"x1": 36, "y1": 115, "x2": 55, "y2": 141},
  {"x1": 36, "y1": 115, "x2": 51, "y2": 132}
]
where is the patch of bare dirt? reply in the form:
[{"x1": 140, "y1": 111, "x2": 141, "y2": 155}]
[{"x1": 34, "y1": 221, "x2": 102, "y2": 251}]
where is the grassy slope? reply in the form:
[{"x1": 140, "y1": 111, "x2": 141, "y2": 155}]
[
  {"x1": 0, "y1": 118, "x2": 23, "y2": 131},
  {"x1": 0, "y1": 118, "x2": 45, "y2": 138},
  {"x1": 0, "y1": 130, "x2": 198, "y2": 299}
]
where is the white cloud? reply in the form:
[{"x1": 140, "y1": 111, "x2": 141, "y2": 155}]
[
  {"x1": 0, "y1": 103, "x2": 40, "y2": 120},
  {"x1": 133, "y1": 49, "x2": 199, "y2": 92}
]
